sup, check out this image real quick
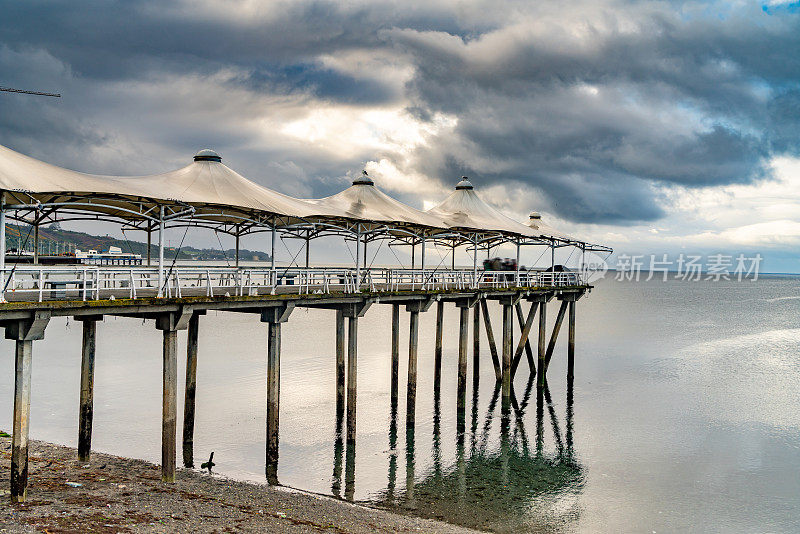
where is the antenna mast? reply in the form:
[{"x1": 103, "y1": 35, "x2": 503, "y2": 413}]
[{"x1": 0, "y1": 86, "x2": 61, "y2": 98}]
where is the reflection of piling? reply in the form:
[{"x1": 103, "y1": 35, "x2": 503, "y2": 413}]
[
  {"x1": 387, "y1": 404, "x2": 398, "y2": 500},
  {"x1": 405, "y1": 427, "x2": 416, "y2": 505},
  {"x1": 344, "y1": 438, "x2": 356, "y2": 501},
  {"x1": 332, "y1": 408, "x2": 344, "y2": 497}
]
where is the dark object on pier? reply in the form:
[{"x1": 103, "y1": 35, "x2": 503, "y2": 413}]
[{"x1": 201, "y1": 452, "x2": 215, "y2": 473}]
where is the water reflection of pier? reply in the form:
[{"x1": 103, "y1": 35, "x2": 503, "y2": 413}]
[{"x1": 335, "y1": 373, "x2": 584, "y2": 532}]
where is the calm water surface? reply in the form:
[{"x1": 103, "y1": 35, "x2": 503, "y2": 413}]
[{"x1": 1, "y1": 277, "x2": 799, "y2": 532}]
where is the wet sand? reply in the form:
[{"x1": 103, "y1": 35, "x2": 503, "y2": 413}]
[{"x1": 0, "y1": 437, "x2": 476, "y2": 533}]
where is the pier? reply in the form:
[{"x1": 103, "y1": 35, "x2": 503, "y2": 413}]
[{"x1": 0, "y1": 144, "x2": 610, "y2": 503}]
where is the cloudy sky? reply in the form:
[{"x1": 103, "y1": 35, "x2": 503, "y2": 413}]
[{"x1": 1, "y1": 0, "x2": 799, "y2": 271}]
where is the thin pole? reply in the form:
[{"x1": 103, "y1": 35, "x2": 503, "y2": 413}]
[
  {"x1": 472, "y1": 235, "x2": 478, "y2": 288},
  {"x1": 157, "y1": 207, "x2": 164, "y2": 297},
  {"x1": 391, "y1": 304, "x2": 400, "y2": 411},
  {"x1": 78, "y1": 319, "x2": 97, "y2": 463},
  {"x1": 515, "y1": 241, "x2": 520, "y2": 286},
  {"x1": 33, "y1": 223, "x2": 39, "y2": 265},
  {"x1": 501, "y1": 304, "x2": 513, "y2": 409},
  {"x1": 183, "y1": 313, "x2": 199, "y2": 468},
  {"x1": 270, "y1": 225, "x2": 276, "y2": 271},
  {"x1": 451, "y1": 244, "x2": 456, "y2": 270},
  {"x1": 457, "y1": 305, "x2": 469, "y2": 428},
  {"x1": 336, "y1": 309, "x2": 346, "y2": 418},
  {"x1": 355, "y1": 226, "x2": 362, "y2": 291},
  {"x1": 0, "y1": 195, "x2": 6, "y2": 273},
  {"x1": 346, "y1": 316, "x2": 358, "y2": 444},
  {"x1": 162, "y1": 327, "x2": 177, "y2": 482},
  {"x1": 407, "y1": 309, "x2": 419, "y2": 429},
  {"x1": 472, "y1": 304, "x2": 480, "y2": 388},
  {"x1": 568, "y1": 300, "x2": 576, "y2": 379},
  {"x1": 434, "y1": 300, "x2": 443, "y2": 391},
  {"x1": 146, "y1": 228, "x2": 152, "y2": 267},
  {"x1": 411, "y1": 242, "x2": 415, "y2": 269},
  {"x1": 538, "y1": 301, "x2": 547, "y2": 387},
  {"x1": 235, "y1": 232, "x2": 240, "y2": 268},
  {"x1": 11, "y1": 339, "x2": 33, "y2": 502},
  {"x1": 266, "y1": 320, "x2": 281, "y2": 484},
  {"x1": 270, "y1": 225, "x2": 276, "y2": 293},
  {"x1": 305, "y1": 233, "x2": 310, "y2": 269},
  {"x1": 420, "y1": 237, "x2": 426, "y2": 288}
]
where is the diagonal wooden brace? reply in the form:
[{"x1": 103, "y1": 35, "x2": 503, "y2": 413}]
[{"x1": 479, "y1": 299, "x2": 502, "y2": 381}]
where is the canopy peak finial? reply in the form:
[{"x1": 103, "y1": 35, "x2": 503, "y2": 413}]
[
  {"x1": 455, "y1": 176, "x2": 473, "y2": 190},
  {"x1": 353, "y1": 169, "x2": 374, "y2": 186},
  {"x1": 194, "y1": 149, "x2": 221, "y2": 162}
]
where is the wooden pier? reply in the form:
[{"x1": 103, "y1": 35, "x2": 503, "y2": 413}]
[{"x1": 0, "y1": 282, "x2": 586, "y2": 502}]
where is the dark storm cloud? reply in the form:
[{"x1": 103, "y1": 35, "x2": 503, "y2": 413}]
[{"x1": 0, "y1": 0, "x2": 798, "y2": 223}]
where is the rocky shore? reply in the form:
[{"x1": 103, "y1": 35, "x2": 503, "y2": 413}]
[{"x1": 0, "y1": 436, "x2": 476, "y2": 533}]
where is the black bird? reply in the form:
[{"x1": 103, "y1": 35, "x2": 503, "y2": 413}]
[{"x1": 200, "y1": 452, "x2": 215, "y2": 473}]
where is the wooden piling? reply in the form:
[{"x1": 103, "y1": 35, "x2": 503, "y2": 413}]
[
  {"x1": 434, "y1": 300, "x2": 444, "y2": 392},
  {"x1": 390, "y1": 304, "x2": 399, "y2": 412},
  {"x1": 346, "y1": 316, "x2": 358, "y2": 444},
  {"x1": 457, "y1": 305, "x2": 469, "y2": 422},
  {"x1": 538, "y1": 301, "x2": 547, "y2": 387},
  {"x1": 161, "y1": 327, "x2": 178, "y2": 483},
  {"x1": 472, "y1": 304, "x2": 480, "y2": 388},
  {"x1": 182, "y1": 313, "x2": 199, "y2": 468},
  {"x1": 568, "y1": 300, "x2": 576, "y2": 380},
  {"x1": 336, "y1": 309, "x2": 346, "y2": 418},
  {"x1": 78, "y1": 319, "x2": 97, "y2": 463},
  {"x1": 501, "y1": 304, "x2": 513, "y2": 408},
  {"x1": 266, "y1": 320, "x2": 281, "y2": 483},
  {"x1": 407, "y1": 309, "x2": 419, "y2": 428},
  {"x1": 479, "y1": 299, "x2": 502, "y2": 381},
  {"x1": 11, "y1": 339, "x2": 33, "y2": 502},
  {"x1": 544, "y1": 301, "x2": 569, "y2": 369}
]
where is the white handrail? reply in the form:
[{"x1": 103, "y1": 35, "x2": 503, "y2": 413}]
[{"x1": 0, "y1": 266, "x2": 584, "y2": 302}]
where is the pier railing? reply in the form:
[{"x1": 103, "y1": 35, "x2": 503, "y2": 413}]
[{"x1": 0, "y1": 266, "x2": 585, "y2": 302}]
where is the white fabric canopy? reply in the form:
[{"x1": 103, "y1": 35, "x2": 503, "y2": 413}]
[
  {"x1": 309, "y1": 172, "x2": 448, "y2": 231},
  {"x1": 426, "y1": 177, "x2": 539, "y2": 238},
  {"x1": 0, "y1": 143, "x2": 599, "y2": 247},
  {"x1": 0, "y1": 144, "x2": 340, "y2": 225},
  {"x1": 120, "y1": 151, "x2": 342, "y2": 223},
  {"x1": 526, "y1": 212, "x2": 574, "y2": 242}
]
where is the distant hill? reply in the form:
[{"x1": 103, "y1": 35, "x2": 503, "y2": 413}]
[{"x1": 4, "y1": 223, "x2": 271, "y2": 262}]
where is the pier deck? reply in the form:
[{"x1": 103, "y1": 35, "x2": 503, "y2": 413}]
[{"x1": 0, "y1": 266, "x2": 588, "y2": 503}]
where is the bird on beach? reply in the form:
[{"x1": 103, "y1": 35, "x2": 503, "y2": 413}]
[{"x1": 201, "y1": 452, "x2": 215, "y2": 473}]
